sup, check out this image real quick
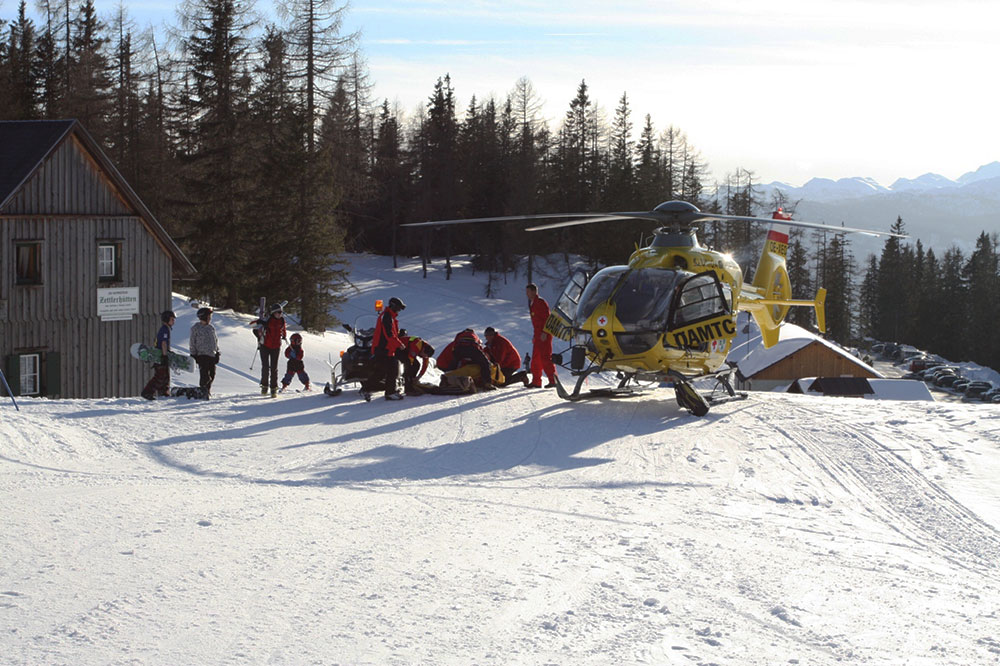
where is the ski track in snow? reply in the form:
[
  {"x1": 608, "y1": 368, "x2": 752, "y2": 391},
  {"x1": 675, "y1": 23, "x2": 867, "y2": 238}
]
[{"x1": 3, "y1": 255, "x2": 1000, "y2": 665}]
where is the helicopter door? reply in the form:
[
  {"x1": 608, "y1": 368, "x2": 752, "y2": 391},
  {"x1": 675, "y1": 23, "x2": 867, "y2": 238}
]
[
  {"x1": 667, "y1": 272, "x2": 735, "y2": 349},
  {"x1": 549, "y1": 269, "x2": 589, "y2": 341}
]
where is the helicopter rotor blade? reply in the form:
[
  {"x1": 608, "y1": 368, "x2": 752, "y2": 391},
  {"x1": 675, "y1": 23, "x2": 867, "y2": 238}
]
[
  {"x1": 400, "y1": 205, "x2": 906, "y2": 238},
  {"x1": 700, "y1": 212, "x2": 906, "y2": 238},
  {"x1": 524, "y1": 213, "x2": 665, "y2": 231},
  {"x1": 401, "y1": 213, "x2": 609, "y2": 228}
]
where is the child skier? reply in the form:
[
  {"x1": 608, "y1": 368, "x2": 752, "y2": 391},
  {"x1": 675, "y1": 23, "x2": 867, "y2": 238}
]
[{"x1": 280, "y1": 333, "x2": 310, "y2": 392}]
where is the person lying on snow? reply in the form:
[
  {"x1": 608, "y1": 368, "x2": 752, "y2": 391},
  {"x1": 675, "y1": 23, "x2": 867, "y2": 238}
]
[
  {"x1": 398, "y1": 330, "x2": 435, "y2": 396},
  {"x1": 483, "y1": 326, "x2": 529, "y2": 387},
  {"x1": 436, "y1": 329, "x2": 502, "y2": 391}
]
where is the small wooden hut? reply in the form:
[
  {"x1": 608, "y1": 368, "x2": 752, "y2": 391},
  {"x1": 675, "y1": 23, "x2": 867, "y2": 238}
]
[{"x1": 1, "y1": 119, "x2": 196, "y2": 398}]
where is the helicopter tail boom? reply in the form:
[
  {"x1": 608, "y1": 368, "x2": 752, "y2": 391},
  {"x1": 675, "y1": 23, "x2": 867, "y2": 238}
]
[{"x1": 740, "y1": 219, "x2": 826, "y2": 346}]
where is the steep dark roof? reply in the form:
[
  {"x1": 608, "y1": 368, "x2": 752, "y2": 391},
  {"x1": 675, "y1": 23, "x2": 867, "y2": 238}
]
[
  {"x1": 0, "y1": 119, "x2": 196, "y2": 278},
  {"x1": 795, "y1": 377, "x2": 874, "y2": 396},
  {"x1": 0, "y1": 119, "x2": 74, "y2": 208}
]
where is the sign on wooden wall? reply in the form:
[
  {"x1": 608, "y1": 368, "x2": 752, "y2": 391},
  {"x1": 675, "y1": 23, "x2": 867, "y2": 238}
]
[{"x1": 97, "y1": 287, "x2": 139, "y2": 321}]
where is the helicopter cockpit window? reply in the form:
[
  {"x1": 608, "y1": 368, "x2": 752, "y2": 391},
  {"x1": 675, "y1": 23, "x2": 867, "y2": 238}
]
[
  {"x1": 612, "y1": 268, "x2": 681, "y2": 331},
  {"x1": 575, "y1": 266, "x2": 629, "y2": 325},
  {"x1": 671, "y1": 272, "x2": 730, "y2": 328},
  {"x1": 554, "y1": 269, "x2": 588, "y2": 323}
]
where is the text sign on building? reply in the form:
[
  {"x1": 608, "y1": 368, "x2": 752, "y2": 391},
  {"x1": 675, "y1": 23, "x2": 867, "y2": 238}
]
[{"x1": 98, "y1": 287, "x2": 140, "y2": 321}]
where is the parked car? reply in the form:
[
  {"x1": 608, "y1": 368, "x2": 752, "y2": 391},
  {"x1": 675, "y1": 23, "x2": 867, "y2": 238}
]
[
  {"x1": 923, "y1": 367, "x2": 957, "y2": 382},
  {"x1": 893, "y1": 345, "x2": 921, "y2": 362},
  {"x1": 936, "y1": 374, "x2": 961, "y2": 388},
  {"x1": 910, "y1": 355, "x2": 947, "y2": 373},
  {"x1": 963, "y1": 384, "x2": 993, "y2": 400},
  {"x1": 951, "y1": 379, "x2": 972, "y2": 392},
  {"x1": 975, "y1": 386, "x2": 1000, "y2": 401}
]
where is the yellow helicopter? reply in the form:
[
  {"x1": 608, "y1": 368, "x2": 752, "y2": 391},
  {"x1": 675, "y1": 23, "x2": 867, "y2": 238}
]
[{"x1": 405, "y1": 200, "x2": 901, "y2": 415}]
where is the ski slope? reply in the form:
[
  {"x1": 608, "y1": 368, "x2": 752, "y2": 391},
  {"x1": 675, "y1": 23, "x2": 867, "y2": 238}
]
[{"x1": 2, "y1": 255, "x2": 1000, "y2": 665}]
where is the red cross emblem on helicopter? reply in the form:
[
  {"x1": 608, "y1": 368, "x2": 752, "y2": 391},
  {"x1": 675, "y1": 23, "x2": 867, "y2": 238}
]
[{"x1": 597, "y1": 316, "x2": 608, "y2": 326}]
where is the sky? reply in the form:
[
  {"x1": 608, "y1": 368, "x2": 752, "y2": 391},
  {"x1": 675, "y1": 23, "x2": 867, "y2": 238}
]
[{"x1": 5, "y1": 0, "x2": 999, "y2": 187}]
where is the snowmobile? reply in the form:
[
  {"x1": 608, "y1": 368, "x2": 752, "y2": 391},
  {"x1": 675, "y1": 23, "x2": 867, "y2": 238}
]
[{"x1": 324, "y1": 315, "x2": 379, "y2": 397}]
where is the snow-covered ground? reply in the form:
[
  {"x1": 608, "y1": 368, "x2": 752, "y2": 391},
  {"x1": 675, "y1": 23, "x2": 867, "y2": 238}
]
[{"x1": 3, "y1": 255, "x2": 1000, "y2": 665}]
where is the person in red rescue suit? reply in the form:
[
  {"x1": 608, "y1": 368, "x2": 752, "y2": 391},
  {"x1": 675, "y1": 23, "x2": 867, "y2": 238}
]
[
  {"x1": 483, "y1": 327, "x2": 529, "y2": 387},
  {"x1": 527, "y1": 283, "x2": 557, "y2": 388},
  {"x1": 253, "y1": 303, "x2": 287, "y2": 397},
  {"x1": 436, "y1": 328, "x2": 494, "y2": 388},
  {"x1": 365, "y1": 296, "x2": 407, "y2": 400},
  {"x1": 280, "y1": 333, "x2": 310, "y2": 391},
  {"x1": 398, "y1": 331, "x2": 435, "y2": 395}
]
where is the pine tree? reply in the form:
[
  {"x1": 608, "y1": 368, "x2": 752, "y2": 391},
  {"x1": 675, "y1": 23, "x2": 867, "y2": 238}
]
[
  {"x1": 106, "y1": 7, "x2": 142, "y2": 182},
  {"x1": 934, "y1": 247, "x2": 966, "y2": 360},
  {"x1": 604, "y1": 92, "x2": 634, "y2": 210},
  {"x1": 5, "y1": 2, "x2": 37, "y2": 119},
  {"x1": 634, "y1": 114, "x2": 662, "y2": 205},
  {"x1": 785, "y1": 229, "x2": 815, "y2": 329},
  {"x1": 66, "y1": 0, "x2": 112, "y2": 141},
  {"x1": 874, "y1": 216, "x2": 908, "y2": 341},
  {"x1": 857, "y1": 254, "x2": 879, "y2": 338},
  {"x1": 369, "y1": 99, "x2": 410, "y2": 258},
  {"x1": 176, "y1": 0, "x2": 257, "y2": 308},
  {"x1": 963, "y1": 231, "x2": 999, "y2": 367},
  {"x1": 819, "y1": 233, "x2": 856, "y2": 342},
  {"x1": 414, "y1": 75, "x2": 460, "y2": 222},
  {"x1": 32, "y1": 0, "x2": 63, "y2": 118}
]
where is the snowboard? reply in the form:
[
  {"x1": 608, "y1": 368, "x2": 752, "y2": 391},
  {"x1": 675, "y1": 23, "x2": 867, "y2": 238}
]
[
  {"x1": 130, "y1": 343, "x2": 194, "y2": 372},
  {"x1": 170, "y1": 386, "x2": 207, "y2": 399}
]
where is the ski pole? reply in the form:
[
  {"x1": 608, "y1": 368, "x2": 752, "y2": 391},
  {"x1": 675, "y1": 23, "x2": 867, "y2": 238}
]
[
  {"x1": 249, "y1": 346, "x2": 259, "y2": 371},
  {"x1": 0, "y1": 368, "x2": 20, "y2": 411}
]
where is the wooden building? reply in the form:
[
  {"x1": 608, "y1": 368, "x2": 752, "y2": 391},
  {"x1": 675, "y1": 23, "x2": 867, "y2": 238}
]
[
  {"x1": 733, "y1": 322, "x2": 880, "y2": 392},
  {"x1": 1, "y1": 119, "x2": 196, "y2": 399}
]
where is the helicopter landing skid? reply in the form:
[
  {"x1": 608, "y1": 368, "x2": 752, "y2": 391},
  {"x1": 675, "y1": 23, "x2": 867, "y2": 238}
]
[
  {"x1": 553, "y1": 369, "x2": 651, "y2": 402},
  {"x1": 703, "y1": 367, "x2": 748, "y2": 406}
]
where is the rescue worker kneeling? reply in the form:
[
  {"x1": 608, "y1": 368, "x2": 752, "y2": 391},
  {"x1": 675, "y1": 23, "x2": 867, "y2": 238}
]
[
  {"x1": 483, "y1": 326, "x2": 529, "y2": 387},
  {"x1": 398, "y1": 330, "x2": 435, "y2": 396},
  {"x1": 436, "y1": 329, "x2": 503, "y2": 392}
]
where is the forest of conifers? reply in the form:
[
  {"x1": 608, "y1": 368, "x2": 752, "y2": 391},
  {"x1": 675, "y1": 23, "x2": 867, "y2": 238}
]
[{"x1": 2, "y1": 0, "x2": 998, "y2": 370}]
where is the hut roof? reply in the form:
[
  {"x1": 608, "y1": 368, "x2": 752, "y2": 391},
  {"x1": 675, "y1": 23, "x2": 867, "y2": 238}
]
[{"x1": 0, "y1": 119, "x2": 196, "y2": 278}]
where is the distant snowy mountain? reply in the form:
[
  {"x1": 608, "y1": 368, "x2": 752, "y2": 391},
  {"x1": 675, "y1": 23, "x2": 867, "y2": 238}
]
[
  {"x1": 751, "y1": 162, "x2": 1000, "y2": 258},
  {"x1": 889, "y1": 173, "x2": 953, "y2": 192},
  {"x1": 957, "y1": 161, "x2": 1000, "y2": 186}
]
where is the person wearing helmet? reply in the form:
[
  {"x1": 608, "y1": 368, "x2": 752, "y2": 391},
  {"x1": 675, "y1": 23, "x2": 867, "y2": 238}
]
[
  {"x1": 189, "y1": 307, "x2": 220, "y2": 399},
  {"x1": 364, "y1": 296, "x2": 406, "y2": 400},
  {"x1": 280, "y1": 332, "x2": 310, "y2": 392},
  {"x1": 252, "y1": 302, "x2": 287, "y2": 397},
  {"x1": 141, "y1": 310, "x2": 176, "y2": 400}
]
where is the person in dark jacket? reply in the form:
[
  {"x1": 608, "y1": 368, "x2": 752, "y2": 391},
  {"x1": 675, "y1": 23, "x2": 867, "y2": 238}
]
[
  {"x1": 484, "y1": 327, "x2": 528, "y2": 387},
  {"x1": 141, "y1": 310, "x2": 175, "y2": 400},
  {"x1": 253, "y1": 303, "x2": 287, "y2": 397},
  {"x1": 439, "y1": 329, "x2": 495, "y2": 388},
  {"x1": 280, "y1": 333, "x2": 310, "y2": 391},
  {"x1": 363, "y1": 296, "x2": 406, "y2": 400}
]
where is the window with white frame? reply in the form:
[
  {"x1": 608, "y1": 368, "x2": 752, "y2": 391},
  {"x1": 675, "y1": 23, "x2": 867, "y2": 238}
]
[
  {"x1": 97, "y1": 241, "x2": 122, "y2": 282},
  {"x1": 19, "y1": 353, "x2": 40, "y2": 395}
]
